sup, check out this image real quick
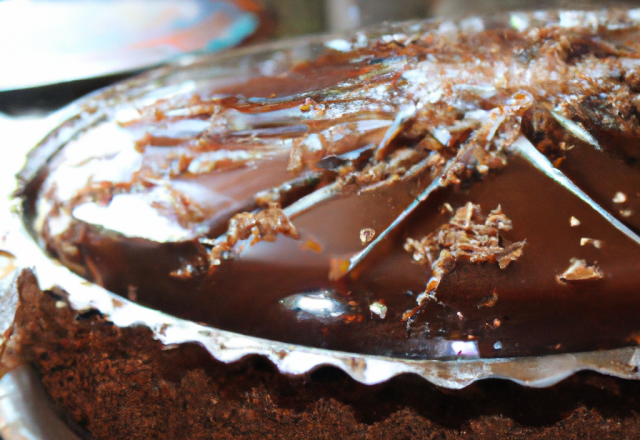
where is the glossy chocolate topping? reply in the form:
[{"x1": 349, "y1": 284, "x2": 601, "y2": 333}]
[{"x1": 24, "y1": 9, "x2": 640, "y2": 359}]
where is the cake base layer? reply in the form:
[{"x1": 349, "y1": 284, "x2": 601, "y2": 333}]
[{"x1": 11, "y1": 271, "x2": 640, "y2": 440}]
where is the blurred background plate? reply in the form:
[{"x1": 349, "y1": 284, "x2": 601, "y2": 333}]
[{"x1": 0, "y1": 0, "x2": 259, "y2": 91}]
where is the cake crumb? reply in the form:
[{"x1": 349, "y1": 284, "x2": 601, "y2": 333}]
[
  {"x1": 580, "y1": 238, "x2": 603, "y2": 249},
  {"x1": 629, "y1": 332, "x2": 640, "y2": 345},
  {"x1": 127, "y1": 285, "x2": 138, "y2": 302},
  {"x1": 620, "y1": 209, "x2": 633, "y2": 218},
  {"x1": 476, "y1": 291, "x2": 498, "y2": 308},
  {"x1": 613, "y1": 192, "x2": 627, "y2": 203},
  {"x1": 369, "y1": 301, "x2": 387, "y2": 319},
  {"x1": 170, "y1": 262, "x2": 206, "y2": 280},
  {"x1": 557, "y1": 259, "x2": 603, "y2": 283},
  {"x1": 301, "y1": 238, "x2": 323, "y2": 253},
  {"x1": 570, "y1": 216, "x2": 581, "y2": 227},
  {"x1": 328, "y1": 257, "x2": 350, "y2": 280},
  {"x1": 360, "y1": 228, "x2": 376, "y2": 245},
  {"x1": 0, "y1": 250, "x2": 16, "y2": 279}
]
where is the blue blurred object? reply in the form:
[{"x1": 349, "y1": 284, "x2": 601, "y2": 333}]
[{"x1": 0, "y1": 0, "x2": 258, "y2": 91}]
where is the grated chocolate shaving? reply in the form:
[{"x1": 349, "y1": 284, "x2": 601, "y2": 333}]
[
  {"x1": 345, "y1": 147, "x2": 428, "y2": 190},
  {"x1": 207, "y1": 203, "x2": 299, "y2": 268},
  {"x1": 404, "y1": 203, "x2": 525, "y2": 319}
]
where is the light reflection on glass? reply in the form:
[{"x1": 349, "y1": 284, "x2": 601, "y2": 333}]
[
  {"x1": 449, "y1": 340, "x2": 480, "y2": 358},
  {"x1": 280, "y1": 289, "x2": 359, "y2": 319}
]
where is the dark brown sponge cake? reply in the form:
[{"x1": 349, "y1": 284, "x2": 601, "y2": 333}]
[{"x1": 12, "y1": 271, "x2": 640, "y2": 439}]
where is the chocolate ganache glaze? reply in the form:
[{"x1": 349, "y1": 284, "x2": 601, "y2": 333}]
[{"x1": 23, "y1": 10, "x2": 640, "y2": 359}]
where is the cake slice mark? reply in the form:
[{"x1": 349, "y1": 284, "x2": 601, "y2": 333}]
[
  {"x1": 336, "y1": 92, "x2": 533, "y2": 280},
  {"x1": 512, "y1": 136, "x2": 640, "y2": 247}
]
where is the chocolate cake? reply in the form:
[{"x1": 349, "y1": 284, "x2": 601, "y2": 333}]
[
  {"x1": 10, "y1": 270, "x2": 640, "y2": 439},
  {"x1": 5, "y1": 7, "x2": 640, "y2": 439}
]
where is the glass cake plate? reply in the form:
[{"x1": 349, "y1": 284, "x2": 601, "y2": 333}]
[{"x1": 0, "y1": 12, "x2": 639, "y2": 423}]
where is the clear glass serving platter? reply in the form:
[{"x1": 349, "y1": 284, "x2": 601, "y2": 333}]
[{"x1": 1, "y1": 9, "x2": 640, "y2": 410}]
